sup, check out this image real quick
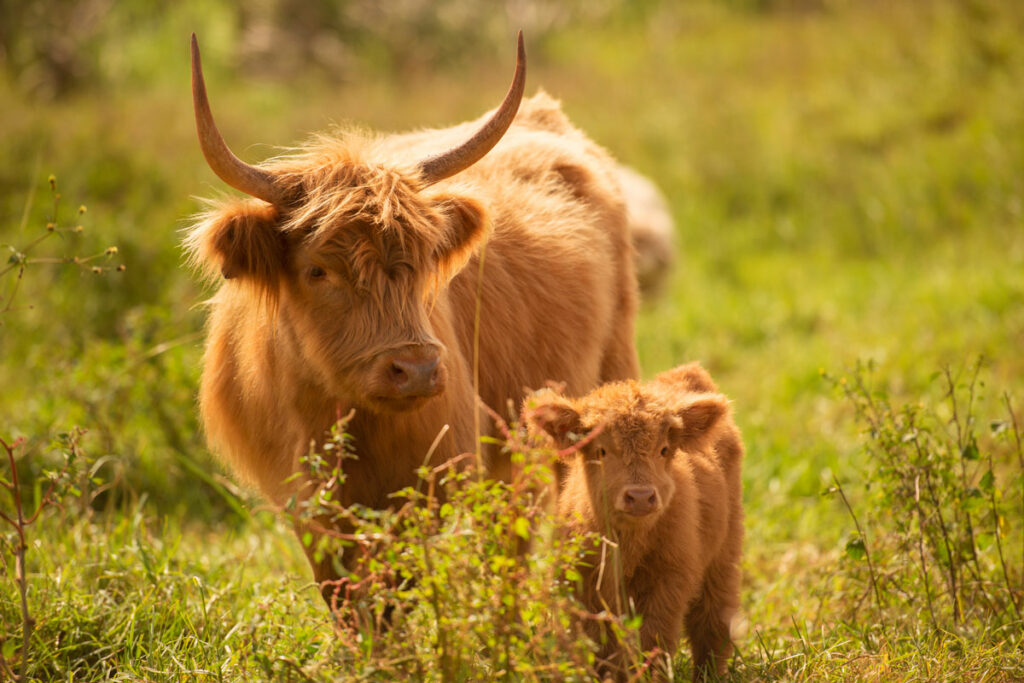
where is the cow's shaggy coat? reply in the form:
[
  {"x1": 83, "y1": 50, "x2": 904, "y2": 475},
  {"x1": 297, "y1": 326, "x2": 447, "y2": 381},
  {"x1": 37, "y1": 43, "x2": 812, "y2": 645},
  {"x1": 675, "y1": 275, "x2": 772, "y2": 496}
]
[
  {"x1": 529, "y1": 362, "x2": 744, "y2": 680},
  {"x1": 187, "y1": 76, "x2": 640, "y2": 589}
]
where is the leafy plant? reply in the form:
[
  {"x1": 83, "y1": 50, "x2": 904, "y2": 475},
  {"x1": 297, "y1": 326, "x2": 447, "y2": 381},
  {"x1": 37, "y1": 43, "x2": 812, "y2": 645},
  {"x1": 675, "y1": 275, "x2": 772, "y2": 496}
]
[
  {"x1": 0, "y1": 432, "x2": 87, "y2": 681},
  {"x1": 281, "y1": 408, "x2": 653, "y2": 681},
  {"x1": 827, "y1": 360, "x2": 1023, "y2": 636},
  {"x1": 1, "y1": 174, "x2": 122, "y2": 319},
  {"x1": 0, "y1": 175, "x2": 120, "y2": 681}
]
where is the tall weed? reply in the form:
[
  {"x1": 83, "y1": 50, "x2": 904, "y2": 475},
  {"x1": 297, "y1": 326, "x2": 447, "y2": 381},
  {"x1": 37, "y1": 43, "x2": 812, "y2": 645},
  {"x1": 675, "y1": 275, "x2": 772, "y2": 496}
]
[
  {"x1": 828, "y1": 360, "x2": 1023, "y2": 638},
  {"x1": 283, "y1": 411, "x2": 652, "y2": 681}
]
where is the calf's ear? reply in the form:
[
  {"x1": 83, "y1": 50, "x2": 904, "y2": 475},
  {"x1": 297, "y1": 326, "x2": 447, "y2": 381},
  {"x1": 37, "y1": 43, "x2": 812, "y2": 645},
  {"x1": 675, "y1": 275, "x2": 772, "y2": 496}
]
[
  {"x1": 653, "y1": 362, "x2": 718, "y2": 394},
  {"x1": 527, "y1": 392, "x2": 583, "y2": 452},
  {"x1": 431, "y1": 194, "x2": 487, "y2": 280},
  {"x1": 669, "y1": 393, "x2": 729, "y2": 453},
  {"x1": 187, "y1": 202, "x2": 287, "y2": 291}
]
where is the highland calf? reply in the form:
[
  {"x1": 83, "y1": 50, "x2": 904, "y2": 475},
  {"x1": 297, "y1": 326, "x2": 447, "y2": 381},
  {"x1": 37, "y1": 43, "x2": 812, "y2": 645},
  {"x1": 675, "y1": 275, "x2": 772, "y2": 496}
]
[
  {"x1": 185, "y1": 33, "x2": 640, "y2": 596},
  {"x1": 529, "y1": 362, "x2": 744, "y2": 681}
]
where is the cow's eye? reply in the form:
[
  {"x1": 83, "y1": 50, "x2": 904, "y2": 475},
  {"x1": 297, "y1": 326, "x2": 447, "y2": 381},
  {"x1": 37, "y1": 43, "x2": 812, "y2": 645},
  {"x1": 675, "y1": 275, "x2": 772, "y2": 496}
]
[
  {"x1": 595, "y1": 447, "x2": 606, "y2": 458},
  {"x1": 309, "y1": 266, "x2": 326, "y2": 280},
  {"x1": 660, "y1": 446, "x2": 670, "y2": 457}
]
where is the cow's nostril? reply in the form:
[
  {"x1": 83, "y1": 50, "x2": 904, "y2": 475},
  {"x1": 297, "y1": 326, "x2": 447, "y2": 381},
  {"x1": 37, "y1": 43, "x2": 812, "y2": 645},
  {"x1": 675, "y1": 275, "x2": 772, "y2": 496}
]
[
  {"x1": 385, "y1": 353, "x2": 443, "y2": 398},
  {"x1": 390, "y1": 363, "x2": 409, "y2": 386}
]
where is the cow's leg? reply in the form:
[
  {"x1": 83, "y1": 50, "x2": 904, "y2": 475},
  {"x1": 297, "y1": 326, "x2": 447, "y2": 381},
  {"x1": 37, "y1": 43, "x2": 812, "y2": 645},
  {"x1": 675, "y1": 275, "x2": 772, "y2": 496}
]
[
  {"x1": 597, "y1": 251, "x2": 640, "y2": 383},
  {"x1": 599, "y1": 320, "x2": 640, "y2": 382},
  {"x1": 293, "y1": 519, "x2": 348, "y2": 605}
]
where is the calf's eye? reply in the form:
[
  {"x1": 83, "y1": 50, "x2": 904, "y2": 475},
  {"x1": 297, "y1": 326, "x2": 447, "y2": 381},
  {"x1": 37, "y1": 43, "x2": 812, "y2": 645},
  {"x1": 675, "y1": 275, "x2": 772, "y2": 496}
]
[
  {"x1": 660, "y1": 446, "x2": 670, "y2": 457},
  {"x1": 309, "y1": 266, "x2": 326, "y2": 280},
  {"x1": 595, "y1": 447, "x2": 606, "y2": 458}
]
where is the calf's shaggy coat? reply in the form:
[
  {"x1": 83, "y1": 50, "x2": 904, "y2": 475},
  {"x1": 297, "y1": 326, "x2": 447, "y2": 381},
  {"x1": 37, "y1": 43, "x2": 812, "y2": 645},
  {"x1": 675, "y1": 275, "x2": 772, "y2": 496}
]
[{"x1": 530, "y1": 363, "x2": 744, "y2": 680}]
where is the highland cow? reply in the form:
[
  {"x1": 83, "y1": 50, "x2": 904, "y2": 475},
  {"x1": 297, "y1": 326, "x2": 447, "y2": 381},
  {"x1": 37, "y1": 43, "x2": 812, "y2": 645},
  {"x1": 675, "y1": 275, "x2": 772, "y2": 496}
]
[
  {"x1": 185, "y1": 33, "x2": 640, "y2": 594},
  {"x1": 529, "y1": 362, "x2": 744, "y2": 680}
]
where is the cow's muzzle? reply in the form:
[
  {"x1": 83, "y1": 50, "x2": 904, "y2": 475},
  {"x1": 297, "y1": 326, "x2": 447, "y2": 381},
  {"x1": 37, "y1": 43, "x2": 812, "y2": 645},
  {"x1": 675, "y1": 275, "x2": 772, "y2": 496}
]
[{"x1": 377, "y1": 344, "x2": 446, "y2": 402}]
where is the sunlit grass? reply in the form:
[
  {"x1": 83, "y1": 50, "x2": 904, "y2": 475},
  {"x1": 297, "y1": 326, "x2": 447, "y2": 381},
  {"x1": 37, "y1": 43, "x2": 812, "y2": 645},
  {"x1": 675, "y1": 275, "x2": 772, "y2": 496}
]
[{"x1": 2, "y1": 0, "x2": 1023, "y2": 680}]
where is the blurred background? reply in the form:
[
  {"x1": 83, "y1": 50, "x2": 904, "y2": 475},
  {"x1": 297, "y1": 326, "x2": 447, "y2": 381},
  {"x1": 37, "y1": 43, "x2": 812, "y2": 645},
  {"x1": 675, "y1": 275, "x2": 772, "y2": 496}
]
[{"x1": 1, "y1": 0, "x2": 1023, "y2": 664}]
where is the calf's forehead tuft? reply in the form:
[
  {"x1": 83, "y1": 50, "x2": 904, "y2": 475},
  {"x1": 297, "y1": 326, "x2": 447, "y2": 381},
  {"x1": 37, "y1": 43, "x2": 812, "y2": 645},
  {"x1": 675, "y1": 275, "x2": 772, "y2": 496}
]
[{"x1": 578, "y1": 382, "x2": 676, "y2": 449}]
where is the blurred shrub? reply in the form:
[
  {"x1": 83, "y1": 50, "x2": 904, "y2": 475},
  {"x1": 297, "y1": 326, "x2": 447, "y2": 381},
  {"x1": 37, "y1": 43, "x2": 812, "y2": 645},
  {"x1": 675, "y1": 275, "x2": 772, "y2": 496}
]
[
  {"x1": 235, "y1": 0, "x2": 616, "y2": 78},
  {"x1": 0, "y1": 0, "x2": 114, "y2": 98},
  {"x1": 0, "y1": 0, "x2": 621, "y2": 97},
  {"x1": 1, "y1": 175, "x2": 246, "y2": 523}
]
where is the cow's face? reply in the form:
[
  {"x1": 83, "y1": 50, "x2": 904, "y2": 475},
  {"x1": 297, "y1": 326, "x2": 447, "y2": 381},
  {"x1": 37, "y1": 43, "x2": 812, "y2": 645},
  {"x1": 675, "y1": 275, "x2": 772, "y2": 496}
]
[
  {"x1": 189, "y1": 165, "x2": 486, "y2": 413},
  {"x1": 530, "y1": 384, "x2": 728, "y2": 529},
  {"x1": 186, "y1": 32, "x2": 521, "y2": 412}
]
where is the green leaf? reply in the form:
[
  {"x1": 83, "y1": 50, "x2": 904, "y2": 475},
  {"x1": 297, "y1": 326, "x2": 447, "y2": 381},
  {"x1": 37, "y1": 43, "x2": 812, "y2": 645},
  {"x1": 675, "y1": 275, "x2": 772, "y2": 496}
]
[
  {"x1": 302, "y1": 531, "x2": 313, "y2": 547},
  {"x1": 513, "y1": 516, "x2": 530, "y2": 540},
  {"x1": 962, "y1": 488, "x2": 986, "y2": 513},
  {"x1": 2, "y1": 638, "x2": 16, "y2": 659},
  {"x1": 961, "y1": 442, "x2": 980, "y2": 461},
  {"x1": 845, "y1": 536, "x2": 867, "y2": 561},
  {"x1": 978, "y1": 470, "x2": 995, "y2": 493}
]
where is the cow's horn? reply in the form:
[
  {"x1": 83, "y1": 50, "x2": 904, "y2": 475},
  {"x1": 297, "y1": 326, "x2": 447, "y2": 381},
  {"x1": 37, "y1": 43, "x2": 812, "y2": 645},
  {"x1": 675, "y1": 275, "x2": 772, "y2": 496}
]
[
  {"x1": 191, "y1": 34, "x2": 284, "y2": 206},
  {"x1": 417, "y1": 31, "x2": 526, "y2": 185}
]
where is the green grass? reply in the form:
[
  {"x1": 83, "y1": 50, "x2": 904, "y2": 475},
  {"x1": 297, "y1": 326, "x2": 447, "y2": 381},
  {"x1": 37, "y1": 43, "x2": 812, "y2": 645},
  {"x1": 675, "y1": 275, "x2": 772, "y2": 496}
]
[{"x1": 2, "y1": 0, "x2": 1023, "y2": 680}]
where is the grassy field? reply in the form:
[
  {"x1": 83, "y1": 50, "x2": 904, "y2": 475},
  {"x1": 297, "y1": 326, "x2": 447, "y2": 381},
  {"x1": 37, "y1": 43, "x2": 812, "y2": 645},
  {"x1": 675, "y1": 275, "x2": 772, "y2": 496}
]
[{"x1": 2, "y1": 0, "x2": 1023, "y2": 680}]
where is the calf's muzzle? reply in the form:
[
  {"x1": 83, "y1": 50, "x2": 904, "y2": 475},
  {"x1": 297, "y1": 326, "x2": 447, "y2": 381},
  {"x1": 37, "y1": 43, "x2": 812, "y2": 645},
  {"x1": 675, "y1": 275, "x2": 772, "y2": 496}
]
[{"x1": 617, "y1": 486, "x2": 661, "y2": 517}]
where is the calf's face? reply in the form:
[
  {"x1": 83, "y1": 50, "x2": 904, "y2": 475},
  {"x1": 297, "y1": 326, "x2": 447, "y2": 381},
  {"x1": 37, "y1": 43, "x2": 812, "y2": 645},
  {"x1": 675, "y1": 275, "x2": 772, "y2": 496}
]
[{"x1": 530, "y1": 382, "x2": 728, "y2": 529}]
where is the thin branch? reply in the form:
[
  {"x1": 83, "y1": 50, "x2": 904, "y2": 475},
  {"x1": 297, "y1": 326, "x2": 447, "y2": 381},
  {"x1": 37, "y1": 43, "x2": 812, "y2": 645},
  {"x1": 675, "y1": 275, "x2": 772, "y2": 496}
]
[
  {"x1": 912, "y1": 474, "x2": 939, "y2": 630},
  {"x1": 988, "y1": 449, "x2": 1022, "y2": 620},
  {"x1": 945, "y1": 367, "x2": 984, "y2": 583},
  {"x1": 1002, "y1": 393, "x2": 1024, "y2": 607},
  {"x1": 1, "y1": 435, "x2": 32, "y2": 682},
  {"x1": 832, "y1": 476, "x2": 888, "y2": 636}
]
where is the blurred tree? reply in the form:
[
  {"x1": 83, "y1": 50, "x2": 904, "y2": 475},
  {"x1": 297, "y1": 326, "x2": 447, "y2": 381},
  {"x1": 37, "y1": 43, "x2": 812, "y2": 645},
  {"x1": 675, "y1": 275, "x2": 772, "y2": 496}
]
[{"x1": 0, "y1": 0, "x2": 112, "y2": 98}]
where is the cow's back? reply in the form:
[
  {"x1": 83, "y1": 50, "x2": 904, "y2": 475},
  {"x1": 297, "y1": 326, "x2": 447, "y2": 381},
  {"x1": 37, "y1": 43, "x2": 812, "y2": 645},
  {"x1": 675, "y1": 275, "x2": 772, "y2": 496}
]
[{"x1": 440, "y1": 93, "x2": 639, "y2": 411}]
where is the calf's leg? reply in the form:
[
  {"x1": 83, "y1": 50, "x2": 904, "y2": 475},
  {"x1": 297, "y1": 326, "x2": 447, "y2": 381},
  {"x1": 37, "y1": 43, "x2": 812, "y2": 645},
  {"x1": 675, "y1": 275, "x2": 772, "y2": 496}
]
[{"x1": 684, "y1": 558, "x2": 740, "y2": 680}]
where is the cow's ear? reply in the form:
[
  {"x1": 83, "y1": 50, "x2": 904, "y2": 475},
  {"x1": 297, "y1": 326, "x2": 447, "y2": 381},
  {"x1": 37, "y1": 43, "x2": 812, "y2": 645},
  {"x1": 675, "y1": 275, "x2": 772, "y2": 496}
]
[
  {"x1": 432, "y1": 194, "x2": 487, "y2": 279},
  {"x1": 528, "y1": 391, "x2": 583, "y2": 452},
  {"x1": 187, "y1": 202, "x2": 287, "y2": 290},
  {"x1": 668, "y1": 393, "x2": 729, "y2": 454}
]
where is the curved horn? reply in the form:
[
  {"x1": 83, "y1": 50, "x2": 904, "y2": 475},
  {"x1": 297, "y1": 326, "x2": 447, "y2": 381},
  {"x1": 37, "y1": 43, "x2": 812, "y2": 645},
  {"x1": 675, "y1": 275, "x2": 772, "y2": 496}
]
[
  {"x1": 191, "y1": 34, "x2": 284, "y2": 205},
  {"x1": 417, "y1": 31, "x2": 526, "y2": 185}
]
